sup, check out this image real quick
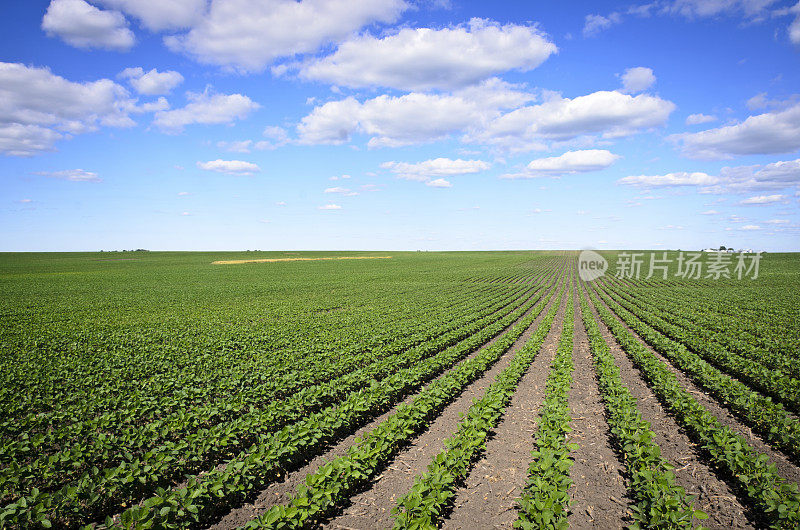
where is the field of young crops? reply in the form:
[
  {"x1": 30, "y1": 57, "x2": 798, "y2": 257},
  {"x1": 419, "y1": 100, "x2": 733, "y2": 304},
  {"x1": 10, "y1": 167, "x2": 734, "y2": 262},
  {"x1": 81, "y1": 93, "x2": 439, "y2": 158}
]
[{"x1": 1, "y1": 250, "x2": 799, "y2": 529}]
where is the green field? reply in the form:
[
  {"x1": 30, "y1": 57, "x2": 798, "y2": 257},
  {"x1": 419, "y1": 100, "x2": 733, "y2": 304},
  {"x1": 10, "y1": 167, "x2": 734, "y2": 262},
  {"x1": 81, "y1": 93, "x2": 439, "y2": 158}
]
[{"x1": 1, "y1": 251, "x2": 799, "y2": 529}]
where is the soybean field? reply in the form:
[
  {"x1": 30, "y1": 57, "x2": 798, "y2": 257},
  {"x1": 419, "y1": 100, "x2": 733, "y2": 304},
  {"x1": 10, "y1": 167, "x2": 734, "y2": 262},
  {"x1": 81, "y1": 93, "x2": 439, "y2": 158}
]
[{"x1": 1, "y1": 250, "x2": 800, "y2": 529}]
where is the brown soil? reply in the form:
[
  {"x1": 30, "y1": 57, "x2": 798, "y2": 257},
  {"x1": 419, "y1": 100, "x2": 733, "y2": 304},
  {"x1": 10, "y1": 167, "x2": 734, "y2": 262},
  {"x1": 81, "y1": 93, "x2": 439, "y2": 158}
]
[
  {"x1": 591, "y1": 283, "x2": 800, "y2": 487},
  {"x1": 208, "y1": 272, "x2": 562, "y2": 530},
  {"x1": 566, "y1": 284, "x2": 630, "y2": 529},
  {"x1": 321, "y1": 285, "x2": 564, "y2": 530},
  {"x1": 584, "y1": 282, "x2": 754, "y2": 530},
  {"x1": 439, "y1": 284, "x2": 566, "y2": 529}
]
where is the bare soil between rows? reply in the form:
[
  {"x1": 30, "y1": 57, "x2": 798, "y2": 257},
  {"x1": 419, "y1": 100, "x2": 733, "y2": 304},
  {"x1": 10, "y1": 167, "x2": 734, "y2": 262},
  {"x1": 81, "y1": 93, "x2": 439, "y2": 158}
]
[
  {"x1": 208, "y1": 268, "x2": 565, "y2": 529},
  {"x1": 586, "y1": 282, "x2": 754, "y2": 529}
]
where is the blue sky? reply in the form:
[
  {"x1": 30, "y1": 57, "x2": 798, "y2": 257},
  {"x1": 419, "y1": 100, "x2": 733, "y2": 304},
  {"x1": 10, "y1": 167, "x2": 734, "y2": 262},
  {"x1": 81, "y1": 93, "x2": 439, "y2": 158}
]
[{"x1": 1, "y1": 0, "x2": 799, "y2": 251}]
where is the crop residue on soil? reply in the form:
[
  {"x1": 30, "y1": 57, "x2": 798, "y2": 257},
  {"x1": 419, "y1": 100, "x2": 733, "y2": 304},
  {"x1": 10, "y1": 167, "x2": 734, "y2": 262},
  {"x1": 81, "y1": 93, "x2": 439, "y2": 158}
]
[{"x1": 212, "y1": 256, "x2": 393, "y2": 265}]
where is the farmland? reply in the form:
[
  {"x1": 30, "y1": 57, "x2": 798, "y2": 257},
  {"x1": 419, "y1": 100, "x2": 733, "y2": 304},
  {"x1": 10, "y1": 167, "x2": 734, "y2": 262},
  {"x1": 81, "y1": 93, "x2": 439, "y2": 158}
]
[{"x1": 1, "y1": 250, "x2": 799, "y2": 529}]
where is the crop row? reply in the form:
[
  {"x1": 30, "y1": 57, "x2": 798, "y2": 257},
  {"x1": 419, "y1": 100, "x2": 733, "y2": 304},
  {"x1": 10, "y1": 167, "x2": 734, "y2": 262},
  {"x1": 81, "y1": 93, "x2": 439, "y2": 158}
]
[
  {"x1": 592, "y1": 284, "x2": 800, "y2": 462},
  {"x1": 1, "y1": 278, "x2": 527, "y2": 443},
  {"x1": 4, "y1": 273, "x2": 561, "y2": 529},
  {"x1": 603, "y1": 275, "x2": 798, "y2": 374},
  {"x1": 514, "y1": 284, "x2": 575, "y2": 529},
  {"x1": 578, "y1": 284, "x2": 701, "y2": 528},
  {"x1": 600, "y1": 277, "x2": 800, "y2": 407},
  {"x1": 93, "y1": 266, "x2": 563, "y2": 529},
  {"x1": 390, "y1": 285, "x2": 564, "y2": 528},
  {"x1": 1, "y1": 279, "x2": 545, "y2": 506},
  {"x1": 586, "y1": 284, "x2": 800, "y2": 529}
]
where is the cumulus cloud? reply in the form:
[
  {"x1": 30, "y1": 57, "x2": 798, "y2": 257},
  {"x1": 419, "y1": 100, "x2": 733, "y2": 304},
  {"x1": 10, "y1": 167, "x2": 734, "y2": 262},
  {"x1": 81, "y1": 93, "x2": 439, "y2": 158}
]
[
  {"x1": 42, "y1": 0, "x2": 135, "y2": 50},
  {"x1": 471, "y1": 90, "x2": 675, "y2": 151},
  {"x1": 297, "y1": 77, "x2": 533, "y2": 147},
  {"x1": 739, "y1": 194, "x2": 788, "y2": 204},
  {"x1": 119, "y1": 67, "x2": 183, "y2": 95},
  {"x1": 618, "y1": 172, "x2": 720, "y2": 187},
  {"x1": 318, "y1": 203, "x2": 342, "y2": 210},
  {"x1": 686, "y1": 113, "x2": 717, "y2": 125},
  {"x1": 427, "y1": 178, "x2": 452, "y2": 187},
  {"x1": 299, "y1": 18, "x2": 556, "y2": 91},
  {"x1": 95, "y1": 0, "x2": 206, "y2": 31},
  {"x1": 297, "y1": 86, "x2": 674, "y2": 151},
  {"x1": 35, "y1": 168, "x2": 102, "y2": 182},
  {"x1": 620, "y1": 67, "x2": 656, "y2": 93},
  {"x1": 164, "y1": 0, "x2": 408, "y2": 71},
  {"x1": 381, "y1": 158, "x2": 490, "y2": 184},
  {"x1": 620, "y1": 158, "x2": 800, "y2": 194},
  {"x1": 153, "y1": 90, "x2": 259, "y2": 133},
  {"x1": 501, "y1": 149, "x2": 621, "y2": 179},
  {"x1": 0, "y1": 62, "x2": 140, "y2": 156},
  {"x1": 298, "y1": 93, "x2": 482, "y2": 147},
  {"x1": 197, "y1": 159, "x2": 260, "y2": 174},
  {"x1": 672, "y1": 103, "x2": 800, "y2": 158},
  {"x1": 708, "y1": 158, "x2": 800, "y2": 192}
]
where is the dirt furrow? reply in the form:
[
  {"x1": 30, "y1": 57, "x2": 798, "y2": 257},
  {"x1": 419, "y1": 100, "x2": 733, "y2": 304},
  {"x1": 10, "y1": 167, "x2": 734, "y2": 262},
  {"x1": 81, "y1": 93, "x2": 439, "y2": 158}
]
[
  {"x1": 585, "y1": 282, "x2": 754, "y2": 530},
  {"x1": 439, "y1": 282, "x2": 567, "y2": 529},
  {"x1": 592, "y1": 283, "x2": 800, "y2": 486},
  {"x1": 207, "y1": 270, "x2": 563, "y2": 530},
  {"x1": 322, "y1": 286, "x2": 564, "y2": 530},
  {"x1": 567, "y1": 282, "x2": 630, "y2": 529}
]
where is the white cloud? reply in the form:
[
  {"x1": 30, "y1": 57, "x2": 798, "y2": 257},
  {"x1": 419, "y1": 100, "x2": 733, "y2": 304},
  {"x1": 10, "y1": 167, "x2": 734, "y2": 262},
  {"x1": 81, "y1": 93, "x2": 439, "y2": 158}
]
[
  {"x1": 153, "y1": 90, "x2": 259, "y2": 133},
  {"x1": 0, "y1": 124, "x2": 62, "y2": 157},
  {"x1": 299, "y1": 86, "x2": 674, "y2": 152},
  {"x1": 711, "y1": 158, "x2": 800, "y2": 192},
  {"x1": 791, "y1": 14, "x2": 800, "y2": 44},
  {"x1": 197, "y1": 159, "x2": 260, "y2": 174},
  {"x1": 299, "y1": 18, "x2": 556, "y2": 91},
  {"x1": 740, "y1": 224, "x2": 762, "y2": 230},
  {"x1": 255, "y1": 125, "x2": 289, "y2": 150},
  {"x1": 626, "y1": 158, "x2": 800, "y2": 195},
  {"x1": 381, "y1": 158, "x2": 490, "y2": 184},
  {"x1": 686, "y1": 113, "x2": 717, "y2": 125},
  {"x1": 739, "y1": 194, "x2": 787, "y2": 204},
  {"x1": 583, "y1": 13, "x2": 621, "y2": 37},
  {"x1": 501, "y1": 149, "x2": 620, "y2": 179},
  {"x1": 766, "y1": 218, "x2": 790, "y2": 224},
  {"x1": 298, "y1": 93, "x2": 481, "y2": 147},
  {"x1": 165, "y1": 0, "x2": 408, "y2": 71},
  {"x1": 0, "y1": 62, "x2": 140, "y2": 156},
  {"x1": 673, "y1": 103, "x2": 800, "y2": 158},
  {"x1": 620, "y1": 67, "x2": 656, "y2": 93},
  {"x1": 297, "y1": 78, "x2": 534, "y2": 147},
  {"x1": 95, "y1": 0, "x2": 206, "y2": 31},
  {"x1": 618, "y1": 172, "x2": 720, "y2": 187},
  {"x1": 35, "y1": 168, "x2": 102, "y2": 182},
  {"x1": 471, "y1": 90, "x2": 675, "y2": 151},
  {"x1": 427, "y1": 178, "x2": 452, "y2": 187},
  {"x1": 42, "y1": 0, "x2": 134, "y2": 50},
  {"x1": 323, "y1": 186, "x2": 357, "y2": 195},
  {"x1": 119, "y1": 67, "x2": 183, "y2": 95},
  {"x1": 701, "y1": 209, "x2": 720, "y2": 214},
  {"x1": 319, "y1": 203, "x2": 342, "y2": 210}
]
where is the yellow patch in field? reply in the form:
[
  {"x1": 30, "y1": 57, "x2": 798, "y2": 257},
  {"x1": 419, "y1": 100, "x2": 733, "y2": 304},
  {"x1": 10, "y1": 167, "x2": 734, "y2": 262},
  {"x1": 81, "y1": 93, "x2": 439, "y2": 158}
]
[{"x1": 212, "y1": 256, "x2": 393, "y2": 265}]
